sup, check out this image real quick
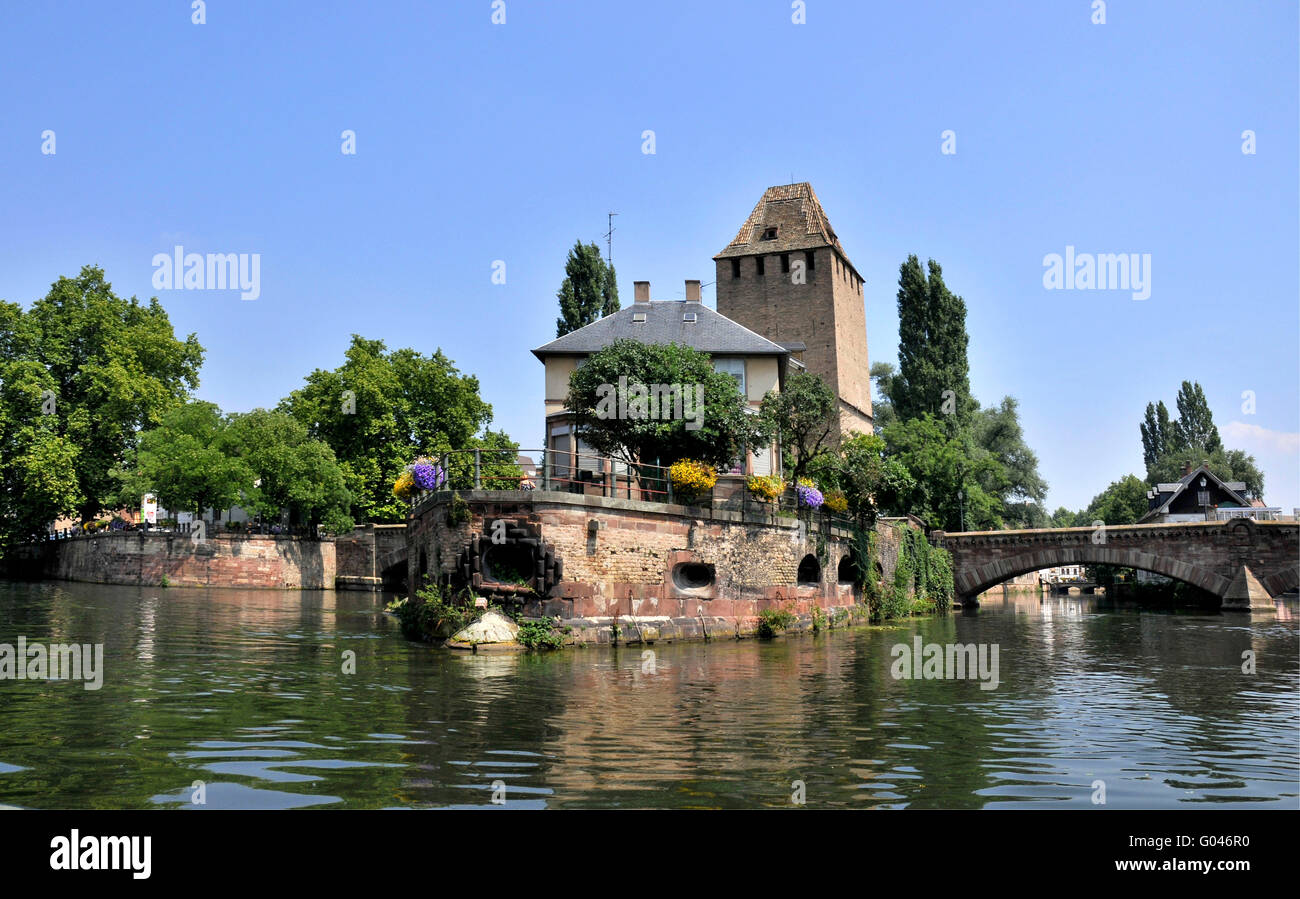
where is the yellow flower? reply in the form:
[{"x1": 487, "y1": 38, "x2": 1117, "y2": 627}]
[
  {"x1": 669, "y1": 459, "x2": 718, "y2": 496},
  {"x1": 392, "y1": 469, "x2": 415, "y2": 500}
]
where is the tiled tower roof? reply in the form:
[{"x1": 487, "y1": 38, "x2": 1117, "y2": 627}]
[{"x1": 714, "y1": 182, "x2": 847, "y2": 261}]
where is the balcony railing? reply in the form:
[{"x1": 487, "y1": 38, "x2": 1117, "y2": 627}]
[{"x1": 414, "y1": 447, "x2": 856, "y2": 531}]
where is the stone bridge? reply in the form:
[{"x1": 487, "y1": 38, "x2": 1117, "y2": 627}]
[{"x1": 934, "y1": 519, "x2": 1298, "y2": 611}]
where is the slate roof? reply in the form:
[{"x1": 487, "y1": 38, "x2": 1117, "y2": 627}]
[
  {"x1": 1138, "y1": 464, "x2": 1253, "y2": 523},
  {"x1": 714, "y1": 183, "x2": 855, "y2": 270},
  {"x1": 532, "y1": 301, "x2": 790, "y2": 359}
]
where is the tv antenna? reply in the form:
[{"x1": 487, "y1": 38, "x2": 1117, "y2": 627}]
[{"x1": 604, "y1": 212, "x2": 618, "y2": 266}]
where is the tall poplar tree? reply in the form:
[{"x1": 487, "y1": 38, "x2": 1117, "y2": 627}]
[
  {"x1": 891, "y1": 255, "x2": 974, "y2": 430},
  {"x1": 555, "y1": 241, "x2": 619, "y2": 337},
  {"x1": 1139, "y1": 400, "x2": 1175, "y2": 468}
]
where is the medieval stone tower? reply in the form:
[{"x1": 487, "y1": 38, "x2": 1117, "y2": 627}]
[{"x1": 713, "y1": 183, "x2": 873, "y2": 436}]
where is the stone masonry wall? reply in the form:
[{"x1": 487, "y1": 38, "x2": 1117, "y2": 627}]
[
  {"x1": 407, "y1": 490, "x2": 908, "y2": 628},
  {"x1": 7, "y1": 531, "x2": 335, "y2": 589}
]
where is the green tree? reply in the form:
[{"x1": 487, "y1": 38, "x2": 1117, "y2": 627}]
[
  {"x1": 0, "y1": 353, "x2": 83, "y2": 546},
  {"x1": 891, "y1": 256, "x2": 974, "y2": 429},
  {"x1": 565, "y1": 339, "x2": 767, "y2": 470},
  {"x1": 1050, "y1": 506, "x2": 1081, "y2": 528},
  {"x1": 11, "y1": 267, "x2": 204, "y2": 523},
  {"x1": 1139, "y1": 400, "x2": 1175, "y2": 468},
  {"x1": 1170, "y1": 380, "x2": 1222, "y2": 455},
  {"x1": 280, "y1": 336, "x2": 497, "y2": 522},
  {"x1": 809, "y1": 432, "x2": 916, "y2": 526},
  {"x1": 1082, "y1": 475, "x2": 1150, "y2": 526},
  {"x1": 882, "y1": 414, "x2": 1002, "y2": 531},
  {"x1": 224, "y1": 409, "x2": 354, "y2": 534},
  {"x1": 555, "y1": 241, "x2": 619, "y2": 337},
  {"x1": 973, "y1": 396, "x2": 1048, "y2": 525},
  {"x1": 759, "y1": 371, "x2": 838, "y2": 485},
  {"x1": 869, "y1": 361, "x2": 898, "y2": 432},
  {"x1": 118, "y1": 402, "x2": 251, "y2": 520},
  {"x1": 1145, "y1": 447, "x2": 1265, "y2": 499}
]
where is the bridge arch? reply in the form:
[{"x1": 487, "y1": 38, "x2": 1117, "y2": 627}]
[{"x1": 957, "y1": 545, "x2": 1231, "y2": 600}]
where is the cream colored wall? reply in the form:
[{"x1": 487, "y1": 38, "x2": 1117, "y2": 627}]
[
  {"x1": 542, "y1": 352, "x2": 781, "y2": 417},
  {"x1": 544, "y1": 356, "x2": 581, "y2": 415},
  {"x1": 744, "y1": 356, "x2": 780, "y2": 405}
]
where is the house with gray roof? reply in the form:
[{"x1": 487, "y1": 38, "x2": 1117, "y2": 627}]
[
  {"x1": 1139, "y1": 462, "x2": 1280, "y2": 523},
  {"x1": 532, "y1": 279, "x2": 798, "y2": 480}
]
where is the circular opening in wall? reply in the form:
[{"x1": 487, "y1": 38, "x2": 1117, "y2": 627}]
[
  {"x1": 482, "y1": 544, "x2": 535, "y2": 584},
  {"x1": 837, "y1": 556, "x2": 859, "y2": 584},
  {"x1": 672, "y1": 562, "x2": 715, "y2": 591},
  {"x1": 798, "y1": 554, "x2": 821, "y2": 585}
]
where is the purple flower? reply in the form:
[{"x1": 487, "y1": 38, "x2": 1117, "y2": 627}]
[
  {"x1": 796, "y1": 484, "x2": 824, "y2": 509},
  {"x1": 412, "y1": 462, "x2": 446, "y2": 491}
]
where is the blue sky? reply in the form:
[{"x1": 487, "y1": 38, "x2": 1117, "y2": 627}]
[{"x1": 2, "y1": 1, "x2": 1296, "y2": 513}]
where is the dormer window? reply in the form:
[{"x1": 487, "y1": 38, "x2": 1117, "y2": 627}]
[{"x1": 761, "y1": 227, "x2": 778, "y2": 240}]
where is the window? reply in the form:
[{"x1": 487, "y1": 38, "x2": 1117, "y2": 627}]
[
  {"x1": 755, "y1": 256, "x2": 765, "y2": 276},
  {"x1": 805, "y1": 250, "x2": 815, "y2": 271},
  {"x1": 761, "y1": 227, "x2": 778, "y2": 240},
  {"x1": 731, "y1": 258, "x2": 741, "y2": 279},
  {"x1": 632, "y1": 312, "x2": 647, "y2": 323},
  {"x1": 682, "y1": 312, "x2": 697, "y2": 323},
  {"x1": 780, "y1": 253, "x2": 790, "y2": 273},
  {"x1": 713, "y1": 358, "x2": 745, "y2": 396}
]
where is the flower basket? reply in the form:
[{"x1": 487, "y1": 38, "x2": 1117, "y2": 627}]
[
  {"x1": 669, "y1": 459, "x2": 718, "y2": 504},
  {"x1": 746, "y1": 474, "x2": 786, "y2": 504}
]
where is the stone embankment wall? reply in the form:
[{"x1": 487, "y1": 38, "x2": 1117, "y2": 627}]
[
  {"x1": 407, "y1": 489, "x2": 911, "y2": 642},
  {"x1": 4, "y1": 531, "x2": 335, "y2": 589}
]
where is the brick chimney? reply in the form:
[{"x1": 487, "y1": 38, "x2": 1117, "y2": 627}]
[
  {"x1": 633, "y1": 281, "x2": 650, "y2": 303},
  {"x1": 685, "y1": 279, "x2": 701, "y2": 302},
  {"x1": 1183, "y1": 460, "x2": 1195, "y2": 476}
]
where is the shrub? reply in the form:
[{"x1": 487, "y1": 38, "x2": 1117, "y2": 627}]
[
  {"x1": 746, "y1": 474, "x2": 785, "y2": 503},
  {"x1": 516, "y1": 617, "x2": 564, "y2": 650},
  {"x1": 393, "y1": 582, "x2": 476, "y2": 642},
  {"x1": 447, "y1": 491, "x2": 470, "y2": 526},
  {"x1": 823, "y1": 490, "x2": 849, "y2": 514},
  {"x1": 810, "y1": 605, "x2": 827, "y2": 633},
  {"x1": 755, "y1": 606, "x2": 795, "y2": 638}
]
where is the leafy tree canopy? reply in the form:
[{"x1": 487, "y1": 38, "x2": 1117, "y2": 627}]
[
  {"x1": 279, "y1": 335, "x2": 497, "y2": 522},
  {"x1": 565, "y1": 339, "x2": 767, "y2": 470},
  {"x1": 759, "y1": 371, "x2": 839, "y2": 485},
  {"x1": 5, "y1": 266, "x2": 203, "y2": 523}
]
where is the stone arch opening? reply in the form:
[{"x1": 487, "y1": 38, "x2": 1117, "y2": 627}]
[
  {"x1": 797, "y1": 554, "x2": 821, "y2": 585},
  {"x1": 673, "y1": 562, "x2": 715, "y2": 591},
  {"x1": 957, "y1": 547, "x2": 1229, "y2": 600},
  {"x1": 837, "y1": 555, "x2": 859, "y2": 584},
  {"x1": 482, "y1": 543, "x2": 534, "y2": 584}
]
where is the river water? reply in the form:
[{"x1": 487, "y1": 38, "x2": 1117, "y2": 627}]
[{"x1": 0, "y1": 581, "x2": 1295, "y2": 809}]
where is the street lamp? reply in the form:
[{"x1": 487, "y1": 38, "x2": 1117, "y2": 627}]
[{"x1": 957, "y1": 488, "x2": 965, "y2": 532}]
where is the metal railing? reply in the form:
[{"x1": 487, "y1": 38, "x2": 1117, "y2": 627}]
[{"x1": 414, "y1": 447, "x2": 857, "y2": 531}]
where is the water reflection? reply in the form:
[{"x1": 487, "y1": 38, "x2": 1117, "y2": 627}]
[{"x1": 0, "y1": 582, "x2": 1295, "y2": 809}]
